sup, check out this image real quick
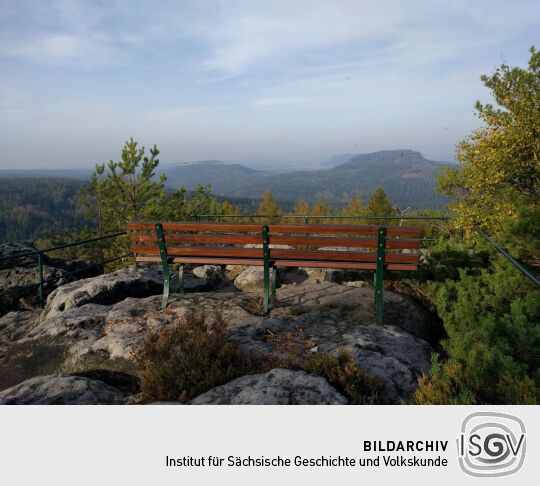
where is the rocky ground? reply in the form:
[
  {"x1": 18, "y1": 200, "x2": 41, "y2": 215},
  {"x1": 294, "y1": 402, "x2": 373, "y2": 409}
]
[
  {"x1": 0, "y1": 262, "x2": 437, "y2": 405},
  {"x1": 0, "y1": 241, "x2": 102, "y2": 314}
]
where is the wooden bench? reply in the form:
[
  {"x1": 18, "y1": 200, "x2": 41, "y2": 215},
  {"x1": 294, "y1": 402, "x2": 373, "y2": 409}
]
[{"x1": 127, "y1": 221, "x2": 423, "y2": 323}]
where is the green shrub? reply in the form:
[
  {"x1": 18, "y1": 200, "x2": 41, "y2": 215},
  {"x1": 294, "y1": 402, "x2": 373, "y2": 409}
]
[{"x1": 416, "y1": 256, "x2": 539, "y2": 404}]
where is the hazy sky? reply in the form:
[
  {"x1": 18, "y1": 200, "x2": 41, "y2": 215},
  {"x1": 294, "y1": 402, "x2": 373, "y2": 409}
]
[{"x1": 0, "y1": 0, "x2": 538, "y2": 169}]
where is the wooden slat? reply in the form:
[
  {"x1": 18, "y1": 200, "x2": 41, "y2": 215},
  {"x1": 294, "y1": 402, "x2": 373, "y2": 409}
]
[
  {"x1": 134, "y1": 256, "x2": 161, "y2": 262},
  {"x1": 135, "y1": 256, "x2": 264, "y2": 266},
  {"x1": 133, "y1": 246, "x2": 418, "y2": 263},
  {"x1": 165, "y1": 222, "x2": 263, "y2": 233},
  {"x1": 132, "y1": 235, "x2": 420, "y2": 254},
  {"x1": 269, "y1": 223, "x2": 422, "y2": 237},
  {"x1": 134, "y1": 255, "x2": 417, "y2": 271},
  {"x1": 270, "y1": 235, "x2": 421, "y2": 249},
  {"x1": 271, "y1": 249, "x2": 418, "y2": 264},
  {"x1": 127, "y1": 222, "x2": 156, "y2": 231},
  {"x1": 273, "y1": 260, "x2": 417, "y2": 271},
  {"x1": 133, "y1": 245, "x2": 262, "y2": 258},
  {"x1": 129, "y1": 233, "x2": 261, "y2": 245},
  {"x1": 133, "y1": 245, "x2": 418, "y2": 264},
  {"x1": 128, "y1": 221, "x2": 422, "y2": 237}
]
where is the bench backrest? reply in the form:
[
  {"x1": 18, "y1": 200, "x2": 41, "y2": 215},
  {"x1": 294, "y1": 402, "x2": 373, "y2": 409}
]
[{"x1": 127, "y1": 221, "x2": 423, "y2": 271}]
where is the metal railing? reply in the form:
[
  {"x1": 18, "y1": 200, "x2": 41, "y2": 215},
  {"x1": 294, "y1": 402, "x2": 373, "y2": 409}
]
[
  {"x1": 0, "y1": 231, "x2": 130, "y2": 307},
  {"x1": 191, "y1": 213, "x2": 454, "y2": 242},
  {"x1": 193, "y1": 214, "x2": 452, "y2": 221},
  {"x1": 477, "y1": 230, "x2": 540, "y2": 287},
  {"x1": 192, "y1": 214, "x2": 538, "y2": 286},
  {"x1": 2, "y1": 216, "x2": 536, "y2": 314}
]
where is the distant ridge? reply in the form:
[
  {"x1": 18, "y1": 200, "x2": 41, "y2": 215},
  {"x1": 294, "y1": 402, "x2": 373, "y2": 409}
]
[
  {"x1": 164, "y1": 150, "x2": 450, "y2": 209},
  {"x1": 322, "y1": 153, "x2": 358, "y2": 167},
  {"x1": 0, "y1": 169, "x2": 89, "y2": 179}
]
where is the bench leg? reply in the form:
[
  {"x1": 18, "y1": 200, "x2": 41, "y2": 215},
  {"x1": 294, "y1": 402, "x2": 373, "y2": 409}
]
[
  {"x1": 155, "y1": 223, "x2": 170, "y2": 310},
  {"x1": 263, "y1": 263, "x2": 270, "y2": 315},
  {"x1": 271, "y1": 267, "x2": 277, "y2": 302},
  {"x1": 262, "y1": 225, "x2": 270, "y2": 315},
  {"x1": 374, "y1": 226, "x2": 387, "y2": 323}
]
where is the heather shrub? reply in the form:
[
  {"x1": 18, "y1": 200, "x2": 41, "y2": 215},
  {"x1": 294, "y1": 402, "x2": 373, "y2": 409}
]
[
  {"x1": 135, "y1": 310, "x2": 262, "y2": 403},
  {"x1": 302, "y1": 351, "x2": 383, "y2": 404}
]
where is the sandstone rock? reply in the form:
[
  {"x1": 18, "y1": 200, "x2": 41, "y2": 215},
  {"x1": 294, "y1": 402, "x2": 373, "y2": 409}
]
[
  {"x1": 192, "y1": 265, "x2": 225, "y2": 284},
  {"x1": 0, "y1": 241, "x2": 101, "y2": 314},
  {"x1": 42, "y1": 264, "x2": 208, "y2": 319},
  {"x1": 191, "y1": 369, "x2": 348, "y2": 405},
  {"x1": 42, "y1": 265, "x2": 163, "y2": 319},
  {"x1": 228, "y1": 283, "x2": 433, "y2": 403},
  {"x1": 0, "y1": 373, "x2": 126, "y2": 404},
  {"x1": 234, "y1": 267, "x2": 266, "y2": 291},
  {"x1": 298, "y1": 266, "x2": 368, "y2": 285},
  {"x1": 0, "y1": 280, "x2": 434, "y2": 404},
  {"x1": 0, "y1": 241, "x2": 39, "y2": 269}
]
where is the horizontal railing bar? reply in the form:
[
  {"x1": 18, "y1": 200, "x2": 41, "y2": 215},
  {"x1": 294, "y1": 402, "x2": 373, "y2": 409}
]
[
  {"x1": 193, "y1": 214, "x2": 452, "y2": 220},
  {"x1": 0, "y1": 231, "x2": 126, "y2": 262},
  {"x1": 477, "y1": 230, "x2": 540, "y2": 287},
  {"x1": 39, "y1": 231, "x2": 127, "y2": 254},
  {"x1": 0, "y1": 253, "x2": 133, "y2": 297}
]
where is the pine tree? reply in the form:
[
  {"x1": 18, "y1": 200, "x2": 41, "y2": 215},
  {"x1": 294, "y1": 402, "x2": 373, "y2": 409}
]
[
  {"x1": 366, "y1": 187, "x2": 396, "y2": 225},
  {"x1": 437, "y1": 47, "x2": 540, "y2": 263},
  {"x1": 257, "y1": 191, "x2": 282, "y2": 222}
]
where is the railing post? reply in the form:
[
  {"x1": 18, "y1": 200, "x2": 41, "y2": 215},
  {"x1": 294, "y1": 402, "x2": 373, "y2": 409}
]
[
  {"x1": 37, "y1": 252, "x2": 45, "y2": 308},
  {"x1": 374, "y1": 226, "x2": 387, "y2": 324},
  {"x1": 262, "y1": 225, "x2": 270, "y2": 314},
  {"x1": 155, "y1": 223, "x2": 170, "y2": 309}
]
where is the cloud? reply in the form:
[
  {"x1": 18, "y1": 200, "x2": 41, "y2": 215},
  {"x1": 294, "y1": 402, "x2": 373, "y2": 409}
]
[
  {"x1": 1, "y1": 33, "x2": 123, "y2": 68},
  {"x1": 252, "y1": 96, "x2": 309, "y2": 108}
]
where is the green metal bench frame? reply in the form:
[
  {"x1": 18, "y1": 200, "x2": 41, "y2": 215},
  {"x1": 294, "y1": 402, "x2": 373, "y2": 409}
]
[{"x1": 149, "y1": 222, "x2": 395, "y2": 324}]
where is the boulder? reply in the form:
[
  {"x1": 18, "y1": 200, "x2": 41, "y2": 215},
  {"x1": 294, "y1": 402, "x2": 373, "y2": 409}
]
[
  {"x1": 42, "y1": 264, "x2": 209, "y2": 319},
  {"x1": 234, "y1": 267, "x2": 266, "y2": 292},
  {"x1": 299, "y1": 266, "x2": 368, "y2": 284},
  {"x1": 191, "y1": 369, "x2": 348, "y2": 405},
  {"x1": 0, "y1": 241, "x2": 39, "y2": 269},
  {"x1": 0, "y1": 373, "x2": 126, "y2": 404},
  {"x1": 192, "y1": 265, "x2": 226, "y2": 284}
]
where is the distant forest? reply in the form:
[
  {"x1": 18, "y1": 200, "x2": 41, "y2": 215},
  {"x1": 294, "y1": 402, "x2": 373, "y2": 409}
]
[
  {"x1": 0, "y1": 178, "x2": 88, "y2": 244},
  {"x1": 0, "y1": 177, "x2": 262, "y2": 244}
]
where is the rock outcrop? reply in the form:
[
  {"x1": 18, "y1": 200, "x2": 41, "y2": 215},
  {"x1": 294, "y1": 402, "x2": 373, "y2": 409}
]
[
  {"x1": 0, "y1": 261, "x2": 436, "y2": 404},
  {"x1": 191, "y1": 369, "x2": 348, "y2": 405},
  {"x1": 42, "y1": 264, "x2": 210, "y2": 319},
  {"x1": 0, "y1": 373, "x2": 126, "y2": 405},
  {"x1": 0, "y1": 241, "x2": 101, "y2": 313}
]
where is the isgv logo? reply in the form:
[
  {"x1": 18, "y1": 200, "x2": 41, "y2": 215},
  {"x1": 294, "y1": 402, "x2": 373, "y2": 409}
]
[{"x1": 457, "y1": 412, "x2": 526, "y2": 477}]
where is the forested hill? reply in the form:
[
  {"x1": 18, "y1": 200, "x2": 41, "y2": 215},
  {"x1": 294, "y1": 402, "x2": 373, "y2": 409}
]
[
  {"x1": 0, "y1": 178, "x2": 87, "y2": 243},
  {"x1": 0, "y1": 177, "x2": 259, "y2": 244},
  {"x1": 164, "y1": 150, "x2": 451, "y2": 209}
]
